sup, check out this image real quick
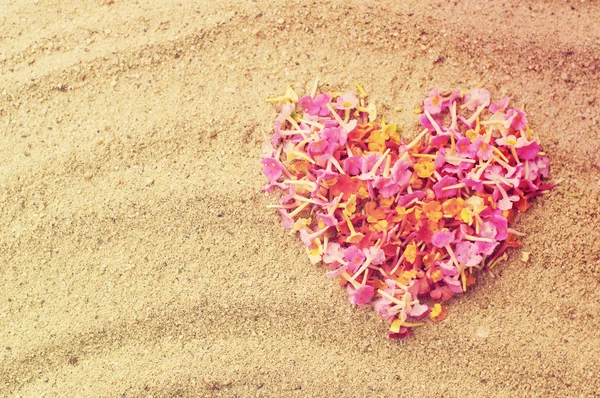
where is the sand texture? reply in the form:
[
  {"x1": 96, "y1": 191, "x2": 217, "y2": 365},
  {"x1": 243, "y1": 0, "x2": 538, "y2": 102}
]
[{"x1": 1, "y1": 0, "x2": 600, "y2": 396}]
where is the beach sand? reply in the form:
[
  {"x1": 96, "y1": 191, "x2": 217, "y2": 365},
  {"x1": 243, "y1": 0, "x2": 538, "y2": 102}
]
[{"x1": 1, "y1": 0, "x2": 599, "y2": 396}]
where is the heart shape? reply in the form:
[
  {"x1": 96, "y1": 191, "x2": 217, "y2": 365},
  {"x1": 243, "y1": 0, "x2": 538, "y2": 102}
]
[{"x1": 262, "y1": 84, "x2": 554, "y2": 338}]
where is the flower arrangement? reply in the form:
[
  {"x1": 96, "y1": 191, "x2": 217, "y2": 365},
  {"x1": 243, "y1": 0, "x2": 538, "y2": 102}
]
[{"x1": 262, "y1": 82, "x2": 555, "y2": 338}]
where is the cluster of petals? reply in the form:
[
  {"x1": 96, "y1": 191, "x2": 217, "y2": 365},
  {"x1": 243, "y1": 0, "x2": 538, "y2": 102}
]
[{"x1": 262, "y1": 85, "x2": 554, "y2": 338}]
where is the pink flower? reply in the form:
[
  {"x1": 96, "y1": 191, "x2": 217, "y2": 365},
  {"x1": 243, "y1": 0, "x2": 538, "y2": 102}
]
[
  {"x1": 434, "y1": 147, "x2": 447, "y2": 169},
  {"x1": 348, "y1": 285, "x2": 374, "y2": 306},
  {"x1": 276, "y1": 103, "x2": 294, "y2": 125},
  {"x1": 516, "y1": 136, "x2": 540, "y2": 160},
  {"x1": 362, "y1": 246, "x2": 386, "y2": 266},
  {"x1": 476, "y1": 221, "x2": 500, "y2": 255},
  {"x1": 506, "y1": 108, "x2": 528, "y2": 131},
  {"x1": 306, "y1": 138, "x2": 332, "y2": 165},
  {"x1": 391, "y1": 160, "x2": 413, "y2": 185},
  {"x1": 496, "y1": 134, "x2": 518, "y2": 147},
  {"x1": 487, "y1": 213, "x2": 508, "y2": 240},
  {"x1": 396, "y1": 191, "x2": 425, "y2": 207},
  {"x1": 473, "y1": 136, "x2": 493, "y2": 160},
  {"x1": 433, "y1": 176, "x2": 459, "y2": 199},
  {"x1": 463, "y1": 88, "x2": 491, "y2": 111},
  {"x1": 424, "y1": 89, "x2": 443, "y2": 115},
  {"x1": 325, "y1": 265, "x2": 347, "y2": 278},
  {"x1": 344, "y1": 246, "x2": 366, "y2": 273},
  {"x1": 463, "y1": 174, "x2": 484, "y2": 191},
  {"x1": 323, "y1": 242, "x2": 345, "y2": 264},
  {"x1": 430, "y1": 133, "x2": 450, "y2": 148},
  {"x1": 299, "y1": 93, "x2": 331, "y2": 116},
  {"x1": 373, "y1": 160, "x2": 412, "y2": 198},
  {"x1": 272, "y1": 103, "x2": 294, "y2": 146},
  {"x1": 456, "y1": 137, "x2": 476, "y2": 158},
  {"x1": 438, "y1": 259, "x2": 458, "y2": 276},
  {"x1": 489, "y1": 97, "x2": 510, "y2": 113},
  {"x1": 431, "y1": 230, "x2": 455, "y2": 248},
  {"x1": 336, "y1": 93, "x2": 359, "y2": 110},
  {"x1": 279, "y1": 209, "x2": 294, "y2": 229},
  {"x1": 373, "y1": 177, "x2": 401, "y2": 198},
  {"x1": 343, "y1": 156, "x2": 364, "y2": 175},
  {"x1": 322, "y1": 126, "x2": 348, "y2": 148},
  {"x1": 261, "y1": 157, "x2": 283, "y2": 182},
  {"x1": 536, "y1": 157, "x2": 550, "y2": 178},
  {"x1": 316, "y1": 213, "x2": 339, "y2": 227},
  {"x1": 298, "y1": 226, "x2": 329, "y2": 247},
  {"x1": 419, "y1": 113, "x2": 440, "y2": 133},
  {"x1": 444, "y1": 276, "x2": 463, "y2": 293},
  {"x1": 408, "y1": 303, "x2": 430, "y2": 319},
  {"x1": 315, "y1": 169, "x2": 339, "y2": 190},
  {"x1": 374, "y1": 297, "x2": 395, "y2": 320},
  {"x1": 493, "y1": 186, "x2": 519, "y2": 211},
  {"x1": 455, "y1": 241, "x2": 483, "y2": 267}
]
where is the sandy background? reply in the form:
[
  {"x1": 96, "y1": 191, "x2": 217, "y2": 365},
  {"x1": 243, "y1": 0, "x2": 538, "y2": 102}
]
[{"x1": 1, "y1": 0, "x2": 600, "y2": 396}]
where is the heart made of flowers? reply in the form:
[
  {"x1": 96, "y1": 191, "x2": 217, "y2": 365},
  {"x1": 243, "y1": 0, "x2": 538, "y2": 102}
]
[{"x1": 262, "y1": 83, "x2": 554, "y2": 338}]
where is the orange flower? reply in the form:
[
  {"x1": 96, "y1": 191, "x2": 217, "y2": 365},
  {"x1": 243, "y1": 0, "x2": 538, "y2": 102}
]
[
  {"x1": 442, "y1": 197, "x2": 465, "y2": 218},
  {"x1": 465, "y1": 272, "x2": 476, "y2": 287},
  {"x1": 423, "y1": 201, "x2": 443, "y2": 222},
  {"x1": 366, "y1": 129, "x2": 386, "y2": 152},
  {"x1": 348, "y1": 124, "x2": 372, "y2": 142},
  {"x1": 430, "y1": 303, "x2": 447, "y2": 322},
  {"x1": 430, "y1": 268, "x2": 444, "y2": 283},
  {"x1": 422, "y1": 252, "x2": 438, "y2": 269},
  {"x1": 514, "y1": 194, "x2": 531, "y2": 212},
  {"x1": 384, "y1": 123, "x2": 401, "y2": 146},
  {"x1": 286, "y1": 160, "x2": 311, "y2": 175},
  {"x1": 378, "y1": 195, "x2": 395, "y2": 209},
  {"x1": 330, "y1": 174, "x2": 358, "y2": 200},
  {"x1": 365, "y1": 201, "x2": 386, "y2": 223}
]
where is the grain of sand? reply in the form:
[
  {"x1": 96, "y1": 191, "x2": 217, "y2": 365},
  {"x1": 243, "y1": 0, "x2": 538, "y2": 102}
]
[{"x1": 1, "y1": 0, "x2": 600, "y2": 396}]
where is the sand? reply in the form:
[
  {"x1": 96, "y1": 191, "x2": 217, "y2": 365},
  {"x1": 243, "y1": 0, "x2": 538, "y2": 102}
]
[{"x1": 1, "y1": 0, "x2": 599, "y2": 396}]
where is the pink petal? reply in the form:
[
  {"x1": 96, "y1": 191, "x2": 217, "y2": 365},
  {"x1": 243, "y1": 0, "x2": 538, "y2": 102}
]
[
  {"x1": 516, "y1": 141, "x2": 540, "y2": 160},
  {"x1": 326, "y1": 265, "x2": 347, "y2": 279},
  {"x1": 261, "y1": 158, "x2": 283, "y2": 182},
  {"x1": 408, "y1": 303, "x2": 430, "y2": 319},
  {"x1": 431, "y1": 230, "x2": 454, "y2": 248},
  {"x1": 349, "y1": 285, "x2": 375, "y2": 306}
]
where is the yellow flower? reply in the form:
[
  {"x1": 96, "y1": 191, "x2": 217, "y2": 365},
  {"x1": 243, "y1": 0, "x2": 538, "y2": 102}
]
[
  {"x1": 414, "y1": 158, "x2": 435, "y2": 178},
  {"x1": 396, "y1": 206, "x2": 415, "y2": 216},
  {"x1": 383, "y1": 123, "x2": 401, "y2": 146},
  {"x1": 291, "y1": 218, "x2": 311, "y2": 233},
  {"x1": 460, "y1": 208, "x2": 472, "y2": 224},
  {"x1": 357, "y1": 102, "x2": 377, "y2": 122},
  {"x1": 390, "y1": 318, "x2": 404, "y2": 333},
  {"x1": 403, "y1": 241, "x2": 418, "y2": 264},
  {"x1": 307, "y1": 240, "x2": 322, "y2": 264},
  {"x1": 430, "y1": 269, "x2": 444, "y2": 283},
  {"x1": 467, "y1": 196, "x2": 486, "y2": 214},
  {"x1": 465, "y1": 129, "x2": 478, "y2": 142},
  {"x1": 366, "y1": 130, "x2": 386, "y2": 152},
  {"x1": 379, "y1": 196, "x2": 395, "y2": 209},
  {"x1": 370, "y1": 219, "x2": 388, "y2": 233},
  {"x1": 343, "y1": 194, "x2": 357, "y2": 216}
]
